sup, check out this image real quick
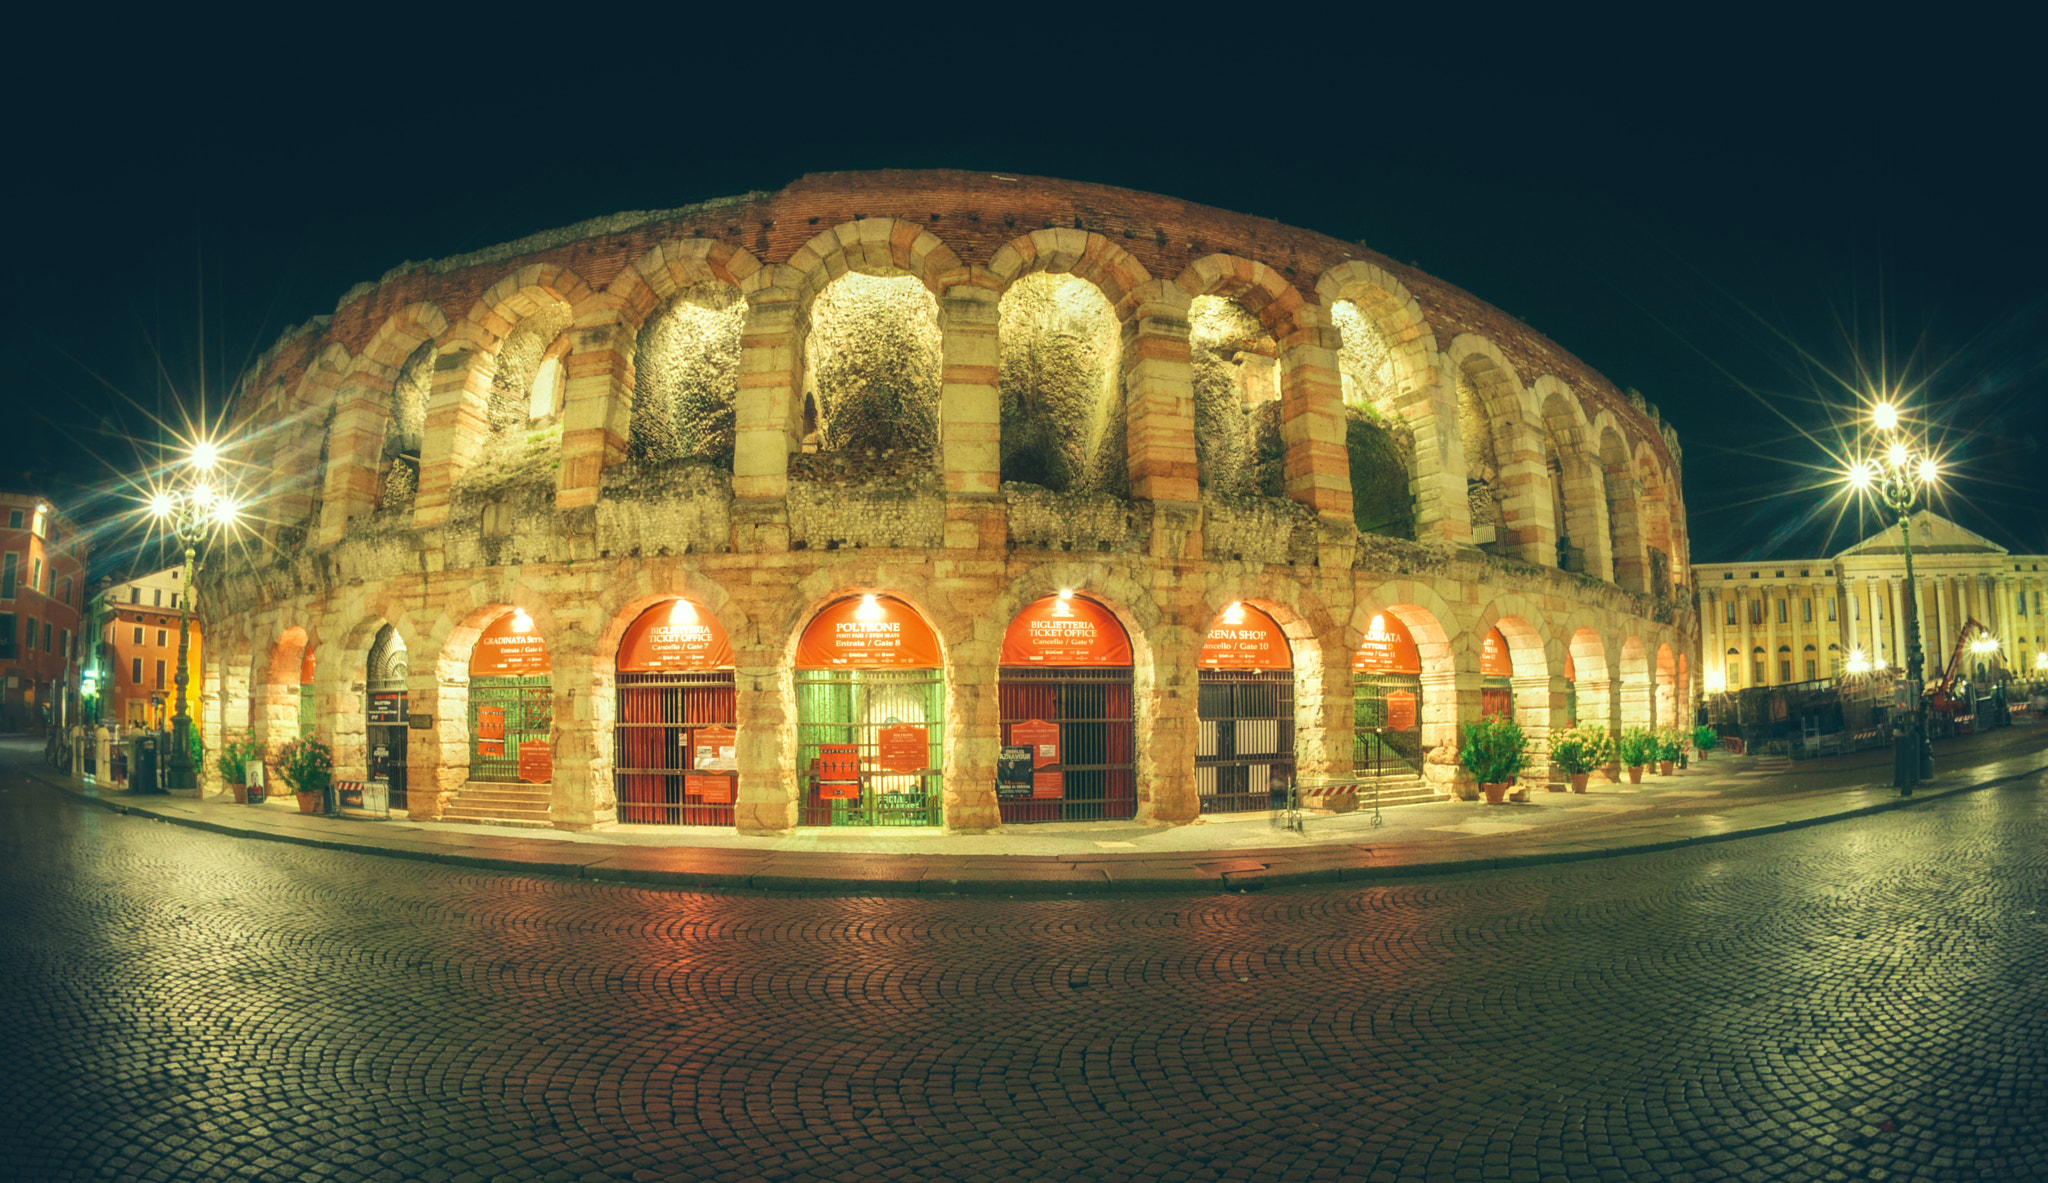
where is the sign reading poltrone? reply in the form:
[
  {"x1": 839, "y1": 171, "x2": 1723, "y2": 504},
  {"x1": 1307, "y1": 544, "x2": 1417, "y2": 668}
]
[
  {"x1": 618, "y1": 599, "x2": 734, "y2": 672},
  {"x1": 1000, "y1": 594, "x2": 1132, "y2": 666},
  {"x1": 471, "y1": 609, "x2": 552, "y2": 676},
  {"x1": 795, "y1": 595, "x2": 942, "y2": 669},
  {"x1": 1199, "y1": 603, "x2": 1291, "y2": 671}
]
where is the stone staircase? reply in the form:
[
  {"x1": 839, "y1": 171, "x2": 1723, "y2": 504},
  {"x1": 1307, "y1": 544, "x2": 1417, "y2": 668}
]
[
  {"x1": 1349, "y1": 774, "x2": 1442, "y2": 810},
  {"x1": 441, "y1": 781, "x2": 553, "y2": 828}
]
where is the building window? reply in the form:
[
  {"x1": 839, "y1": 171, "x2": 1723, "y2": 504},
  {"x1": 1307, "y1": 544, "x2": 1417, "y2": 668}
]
[
  {"x1": 1724, "y1": 601, "x2": 1737, "y2": 625},
  {"x1": 5, "y1": 509, "x2": 18, "y2": 528},
  {"x1": 0, "y1": 613, "x2": 13, "y2": 659},
  {"x1": 156, "y1": 629, "x2": 167, "y2": 648},
  {"x1": 131, "y1": 657, "x2": 142, "y2": 685},
  {"x1": 25, "y1": 617, "x2": 37, "y2": 651},
  {"x1": 31, "y1": 557, "x2": 42, "y2": 593},
  {"x1": 1, "y1": 553, "x2": 14, "y2": 599},
  {"x1": 154, "y1": 660, "x2": 166, "y2": 690},
  {"x1": 1749, "y1": 601, "x2": 1764, "y2": 625},
  {"x1": 170, "y1": 593, "x2": 178, "y2": 609},
  {"x1": 62, "y1": 577, "x2": 71, "y2": 606},
  {"x1": 153, "y1": 588, "x2": 162, "y2": 607},
  {"x1": 1753, "y1": 656, "x2": 1766, "y2": 684},
  {"x1": 30, "y1": 505, "x2": 45, "y2": 538},
  {"x1": 61, "y1": 628, "x2": 69, "y2": 659},
  {"x1": 1828, "y1": 597, "x2": 1837, "y2": 622},
  {"x1": 1802, "y1": 598, "x2": 1813, "y2": 623},
  {"x1": 1776, "y1": 599, "x2": 1788, "y2": 624},
  {"x1": 1780, "y1": 659, "x2": 1793, "y2": 682},
  {"x1": 132, "y1": 625, "x2": 142, "y2": 645},
  {"x1": 42, "y1": 624, "x2": 51, "y2": 653}
]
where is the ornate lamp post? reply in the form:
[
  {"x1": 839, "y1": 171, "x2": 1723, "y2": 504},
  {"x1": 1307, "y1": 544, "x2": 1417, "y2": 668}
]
[
  {"x1": 1848, "y1": 400, "x2": 1937, "y2": 794},
  {"x1": 148, "y1": 441, "x2": 239, "y2": 795}
]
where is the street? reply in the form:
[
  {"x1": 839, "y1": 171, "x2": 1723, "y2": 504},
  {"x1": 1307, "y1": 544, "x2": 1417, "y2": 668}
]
[{"x1": 2, "y1": 739, "x2": 2044, "y2": 1182}]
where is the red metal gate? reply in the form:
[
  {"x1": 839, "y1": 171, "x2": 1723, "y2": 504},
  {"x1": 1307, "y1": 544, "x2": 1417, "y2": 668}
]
[
  {"x1": 997, "y1": 667, "x2": 1136, "y2": 823},
  {"x1": 614, "y1": 671, "x2": 737, "y2": 825}
]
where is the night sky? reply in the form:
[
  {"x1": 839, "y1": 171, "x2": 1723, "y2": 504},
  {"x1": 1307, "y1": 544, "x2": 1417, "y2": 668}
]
[{"x1": 10, "y1": 16, "x2": 2044, "y2": 576}]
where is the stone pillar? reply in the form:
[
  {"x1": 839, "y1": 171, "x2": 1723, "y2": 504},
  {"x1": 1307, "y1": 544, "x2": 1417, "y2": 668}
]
[
  {"x1": 541, "y1": 638, "x2": 603, "y2": 830},
  {"x1": 1438, "y1": 669, "x2": 1483, "y2": 799},
  {"x1": 937, "y1": 286, "x2": 1005, "y2": 550},
  {"x1": 1738, "y1": 591, "x2": 1753, "y2": 688},
  {"x1": 410, "y1": 346, "x2": 494, "y2": 529},
  {"x1": 1120, "y1": 285, "x2": 1199, "y2": 507},
  {"x1": 1138, "y1": 596, "x2": 1202, "y2": 823},
  {"x1": 315, "y1": 383, "x2": 388, "y2": 546},
  {"x1": 1606, "y1": 466, "x2": 1646, "y2": 593},
  {"x1": 1577, "y1": 675, "x2": 1617, "y2": 781},
  {"x1": 731, "y1": 291, "x2": 799, "y2": 552},
  {"x1": 406, "y1": 648, "x2": 458, "y2": 822},
  {"x1": 1275, "y1": 319, "x2": 1354, "y2": 523},
  {"x1": 1512, "y1": 673, "x2": 1565, "y2": 786},
  {"x1": 733, "y1": 656, "x2": 796, "y2": 833},
  {"x1": 556, "y1": 321, "x2": 633, "y2": 511},
  {"x1": 195, "y1": 650, "x2": 224, "y2": 797},
  {"x1": 1293, "y1": 640, "x2": 1355, "y2": 779},
  {"x1": 944, "y1": 657, "x2": 1001, "y2": 832}
]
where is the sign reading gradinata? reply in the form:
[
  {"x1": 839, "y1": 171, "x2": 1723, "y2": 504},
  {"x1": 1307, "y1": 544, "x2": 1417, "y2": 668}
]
[
  {"x1": 1353, "y1": 612, "x2": 1421, "y2": 674},
  {"x1": 617, "y1": 599, "x2": 734, "y2": 672},
  {"x1": 471, "y1": 610, "x2": 551, "y2": 676},
  {"x1": 1199, "y1": 603, "x2": 1291, "y2": 671},
  {"x1": 1000, "y1": 595, "x2": 1132, "y2": 666},
  {"x1": 795, "y1": 596, "x2": 941, "y2": 669}
]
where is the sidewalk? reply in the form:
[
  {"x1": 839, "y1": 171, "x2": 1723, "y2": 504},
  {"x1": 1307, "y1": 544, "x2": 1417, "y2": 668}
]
[{"x1": 17, "y1": 724, "x2": 2047, "y2": 896}]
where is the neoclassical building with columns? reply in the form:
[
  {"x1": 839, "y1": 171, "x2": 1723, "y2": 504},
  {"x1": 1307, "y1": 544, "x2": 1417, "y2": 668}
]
[
  {"x1": 1696, "y1": 511, "x2": 2044, "y2": 693},
  {"x1": 196, "y1": 170, "x2": 1696, "y2": 832}
]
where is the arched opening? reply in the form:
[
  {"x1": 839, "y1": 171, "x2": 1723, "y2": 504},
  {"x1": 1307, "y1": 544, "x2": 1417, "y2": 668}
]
[
  {"x1": 1481, "y1": 626, "x2": 1515, "y2": 718},
  {"x1": 614, "y1": 598, "x2": 737, "y2": 825},
  {"x1": 1640, "y1": 457, "x2": 1674, "y2": 599},
  {"x1": 468, "y1": 608, "x2": 552, "y2": 789},
  {"x1": 1568, "y1": 627, "x2": 1610, "y2": 731},
  {"x1": 1802, "y1": 642, "x2": 1819, "y2": 683},
  {"x1": 628, "y1": 283, "x2": 745, "y2": 468},
  {"x1": 1776, "y1": 644, "x2": 1793, "y2": 686},
  {"x1": 1353, "y1": 611, "x2": 1423, "y2": 776},
  {"x1": 1189, "y1": 296, "x2": 1284, "y2": 497},
  {"x1": 799, "y1": 273, "x2": 942, "y2": 462},
  {"x1": 1540, "y1": 392, "x2": 1600, "y2": 575},
  {"x1": 365, "y1": 624, "x2": 409, "y2": 810},
  {"x1": 1196, "y1": 601, "x2": 1295, "y2": 813},
  {"x1": 376, "y1": 342, "x2": 432, "y2": 514},
  {"x1": 1723, "y1": 646, "x2": 1740, "y2": 692},
  {"x1": 453, "y1": 298, "x2": 574, "y2": 502},
  {"x1": 997, "y1": 273, "x2": 1125, "y2": 494},
  {"x1": 1656, "y1": 643, "x2": 1678, "y2": 725},
  {"x1": 1619, "y1": 636, "x2": 1650, "y2": 728},
  {"x1": 1564, "y1": 647, "x2": 1578, "y2": 726},
  {"x1": 1457, "y1": 356, "x2": 1523, "y2": 555},
  {"x1": 299, "y1": 648, "x2": 318, "y2": 735},
  {"x1": 1600, "y1": 426, "x2": 1642, "y2": 591},
  {"x1": 794, "y1": 594, "x2": 944, "y2": 827},
  {"x1": 1751, "y1": 645, "x2": 1766, "y2": 687},
  {"x1": 996, "y1": 592, "x2": 1135, "y2": 823},
  {"x1": 1331, "y1": 299, "x2": 1414, "y2": 539}
]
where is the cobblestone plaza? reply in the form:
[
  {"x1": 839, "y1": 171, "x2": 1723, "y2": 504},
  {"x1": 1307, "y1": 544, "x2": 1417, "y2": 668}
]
[{"x1": 5, "y1": 738, "x2": 2044, "y2": 1182}]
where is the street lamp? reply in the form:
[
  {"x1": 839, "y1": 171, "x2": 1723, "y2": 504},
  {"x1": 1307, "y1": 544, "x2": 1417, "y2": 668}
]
[
  {"x1": 148, "y1": 441, "x2": 241, "y2": 794},
  {"x1": 1847, "y1": 399, "x2": 1937, "y2": 794}
]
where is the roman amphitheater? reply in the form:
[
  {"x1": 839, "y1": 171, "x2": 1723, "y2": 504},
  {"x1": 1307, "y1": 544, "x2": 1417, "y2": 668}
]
[{"x1": 198, "y1": 169, "x2": 1697, "y2": 832}]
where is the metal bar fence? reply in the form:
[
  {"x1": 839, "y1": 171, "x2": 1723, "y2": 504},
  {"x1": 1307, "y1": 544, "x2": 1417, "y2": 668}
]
[
  {"x1": 795, "y1": 669, "x2": 943, "y2": 827},
  {"x1": 1195, "y1": 669, "x2": 1295, "y2": 814},
  {"x1": 997, "y1": 667, "x2": 1136, "y2": 823},
  {"x1": 468, "y1": 675, "x2": 552, "y2": 782},
  {"x1": 614, "y1": 671, "x2": 738, "y2": 825}
]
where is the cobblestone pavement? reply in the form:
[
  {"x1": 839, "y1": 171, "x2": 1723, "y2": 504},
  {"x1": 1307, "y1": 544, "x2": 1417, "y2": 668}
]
[{"x1": 3, "y1": 748, "x2": 2044, "y2": 1182}]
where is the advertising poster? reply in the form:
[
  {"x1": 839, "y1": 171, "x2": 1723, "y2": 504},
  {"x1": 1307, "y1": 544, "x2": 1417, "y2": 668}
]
[
  {"x1": 816, "y1": 744, "x2": 861, "y2": 800},
  {"x1": 476, "y1": 704, "x2": 506, "y2": 756},
  {"x1": 517, "y1": 740, "x2": 552, "y2": 784},
  {"x1": 877, "y1": 725, "x2": 929, "y2": 774},
  {"x1": 1385, "y1": 690, "x2": 1418, "y2": 732},
  {"x1": 996, "y1": 745, "x2": 1033, "y2": 799},
  {"x1": 692, "y1": 726, "x2": 738, "y2": 771},
  {"x1": 1010, "y1": 718, "x2": 1062, "y2": 799},
  {"x1": 685, "y1": 773, "x2": 733, "y2": 804}
]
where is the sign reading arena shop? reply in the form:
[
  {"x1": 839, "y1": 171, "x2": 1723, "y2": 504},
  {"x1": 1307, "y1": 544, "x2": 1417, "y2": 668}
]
[
  {"x1": 471, "y1": 610, "x2": 552, "y2": 676},
  {"x1": 1353, "y1": 613, "x2": 1421, "y2": 674},
  {"x1": 1199, "y1": 603, "x2": 1291, "y2": 671},
  {"x1": 795, "y1": 596, "x2": 942, "y2": 669},
  {"x1": 617, "y1": 599, "x2": 735, "y2": 672},
  {"x1": 1000, "y1": 595, "x2": 1132, "y2": 666}
]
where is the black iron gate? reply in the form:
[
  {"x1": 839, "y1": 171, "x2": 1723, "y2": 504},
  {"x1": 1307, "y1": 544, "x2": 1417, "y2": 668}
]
[
  {"x1": 614, "y1": 670, "x2": 738, "y2": 825},
  {"x1": 998, "y1": 667, "x2": 1135, "y2": 823},
  {"x1": 795, "y1": 669, "x2": 943, "y2": 827},
  {"x1": 1196, "y1": 669, "x2": 1294, "y2": 814},
  {"x1": 1353, "y1": 673, "x2": 1424, "y2": 776},
  {"x1": 468, "y1": 675, "x2": 552, "y2": 781}
]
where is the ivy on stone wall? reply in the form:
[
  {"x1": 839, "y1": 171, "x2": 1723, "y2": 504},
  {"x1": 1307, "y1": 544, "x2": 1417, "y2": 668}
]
[{"x1": 1348, "y1": 411, "x2": 1415, "y2": 540}]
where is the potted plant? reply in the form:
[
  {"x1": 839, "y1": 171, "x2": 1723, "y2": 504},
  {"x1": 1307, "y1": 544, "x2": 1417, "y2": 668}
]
[
  {"x1": 275, "y1": 737, "x2": 334, "y2": 815},
  {"x1": 1549, "y1": 725, "x2": 1605, "y2": 793},
  {"x1": 1459, "y1": 714, "x2": 1529, "y2": 804},
  {"x1": 1654, "y1": 727, "x2": 1681, "y2": 775},
  {"x1": 1693, "y1": 724, "x2": 1718, "y2": 760},
  {"x1": 1616, "y1": 726, "x2": 1655, "y2": 784},
  {"x1": 215, "y1": 737, "x2": 266, "y2": 804}
]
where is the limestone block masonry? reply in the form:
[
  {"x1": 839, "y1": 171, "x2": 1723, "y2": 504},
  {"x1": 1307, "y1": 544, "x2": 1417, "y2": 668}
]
[{"x1": 202, "y1": 170, "x2": 1696, "y2": 832}]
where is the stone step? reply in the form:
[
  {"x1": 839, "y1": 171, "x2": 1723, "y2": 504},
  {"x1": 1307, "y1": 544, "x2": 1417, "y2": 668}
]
[{"x1": 442, "y1": 781, "x2": 555, "y2": 827}]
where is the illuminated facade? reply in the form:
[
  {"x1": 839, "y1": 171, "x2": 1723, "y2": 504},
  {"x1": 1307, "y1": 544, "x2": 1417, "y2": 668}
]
[
  {"x1": 198, "y1": 170, "x2": 1696, "y2": 830},
  {"x1": 1695, "y1": 511, "x2": 2043, "y2": 692},
  {"x1": 95, "y1": 568, "x2": 203, "y2": 730},
  {"x1": 0, "y1": 493, "x2": 87, "y2": 731}
]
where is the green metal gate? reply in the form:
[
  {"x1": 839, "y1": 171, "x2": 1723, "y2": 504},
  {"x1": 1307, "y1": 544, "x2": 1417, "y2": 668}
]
[
  {"x1": 468, "y1": 674, "x2": 552, "y2": 781},
  {"x1": 1352, "y1": 672, "x2": 1424, "y2": 776},
  {"x1": 795, "y1": 668, "x2": 943, "y2": 826}
]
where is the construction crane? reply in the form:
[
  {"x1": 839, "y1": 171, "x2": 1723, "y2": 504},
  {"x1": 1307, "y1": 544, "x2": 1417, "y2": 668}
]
[{"x1": 1930, "y1": 618, "x2": 1999, "y2": 715}]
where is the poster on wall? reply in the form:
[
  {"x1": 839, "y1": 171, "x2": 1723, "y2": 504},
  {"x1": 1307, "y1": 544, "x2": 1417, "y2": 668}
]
[
  {"x1": 815, "y1": 744, "x2": 861, "y2": 800},
  {"x1": 476, "y1": 704, "x2": 505, "y2": 756},
  {"x1": 368, "y1": 692, "x2": 406, "y2": 724},
  {"x1": 1385, "y1": 690, "x2": 1418, "y2": 732},
  {"x1": 692, "y1": 726, "x2": 738, "y2": 771},
  {"x1": 1354, "y1": 613, "x2": 1422, "y2": 674},
  {"x1": 877, "y1": 725, "x2": 929, "y2": 774},
  {"x1": 617, "y1": 600, "x2": 735, "y2": 672},
  {"x1": 794, "y1": 596, "x2": 942, "y2": 669},
  {"x1": 1000, "y1": 595, "x2": 1132, "y2": 666},
  {"x1": 1010, "y1": 718, "x2": 1062, "y2": 799},
  {"x1": 1199, "y1": 604, "x2": 1292, "y2": 671},
  {"x1": 517, "y1": 740, "x2": 552, "y2": 784},
  {"x1": 686, "y1": 773, "x2": 734, "y2": 804},
  {"x1": 471, "y1": 610, "x2": 553, "y2": 676},
  {"x1": 996, "y1": 745, "x2": 1033, "y2": 799}
]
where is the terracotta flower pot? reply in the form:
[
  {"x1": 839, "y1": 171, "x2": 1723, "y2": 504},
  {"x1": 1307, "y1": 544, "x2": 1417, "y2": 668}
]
[
  {"x1": 1626, "y1": 766, "x2": 1644, "y2": 784},
  {"x1": 1570, "y1": 772, "x2": 1589, "y2": 793},
  {"x1": 1482, "y1": 782, "x2": 1510, "y2": 805},
  {"x1": 230, "y1": 784, "x2": 249, "y2": 804},
  {"x1": 1658, "y1": 760, "x2": 1675, "y2": 776},
  {"x1": 296, "y1": 790, "x2": 323, "y2": 815}
]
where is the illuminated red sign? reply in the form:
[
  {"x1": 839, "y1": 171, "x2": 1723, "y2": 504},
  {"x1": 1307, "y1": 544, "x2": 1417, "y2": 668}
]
[
  {"x1": 795, "y1": 596, "x2": 942, "y2": 669},
  {"x1": 617, "y1": 599, "x2": 734, "y2": 672},
  {"x1": 877, "y1": 725, "x2": 930, "y2": 774},
  {"x1": 1353, "y1": 612, "x2": 1421, "y2": 674},
  {"x1": 1000, "y1": 595, "x2": 1132, "y2": 666},
  {"x1": 1199, "y1": 603, "x2": 1291, "y2": 671},
  {"x1": 1481, "y1": 627, "x2": 1514, "y2": 677},
  {"x1": 471, "y1": 610, "x2": 551, "y2": 676}
]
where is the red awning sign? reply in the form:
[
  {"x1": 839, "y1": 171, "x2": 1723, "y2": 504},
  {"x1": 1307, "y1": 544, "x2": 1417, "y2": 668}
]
[
  {"x1": 1481, "y1": 627, "x2": 1514, "y2": 677},
  {"x1": 1353, "y1": 612, "x2": 1421, "y2": 674},
  {"x1": 1199, "y1": 603, "x2": 1291, "y2": 671},
  {"x1": 472, "y1": 610, "x2": 552, "y2": 676},
  {"x1": 1000, "y1": 595, "x2": 1132, "y2": 666},
  {"x1": 795, "y1": 596, "x2": 942, "y2": 669},
  {"x1": 618, "y1": 599, "x2": 734, "y2": 672}
]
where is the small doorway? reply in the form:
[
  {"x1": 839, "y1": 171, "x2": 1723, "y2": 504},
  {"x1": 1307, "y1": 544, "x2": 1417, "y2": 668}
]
[
  {"x1": 997, "y1": 593, "x2": 1136, "y2": 823},
  {"x1": 1196, "y1": 602, "x2": 1296, "y2": 814},
  {"x1": 467, "y1": 609, "x2": 552, "y2": 786},
  {"x1": 1481, "y1": 626, "x2": 1513, "y2": 718},
  {"x1": 365, "y1": 624, "x2": 409, "y2": 809},
  {"x1": 614, "y1": 599, "x2": 738, "y2": 825},
  {"x1": 1353, "y1": 612, "x2": 1424, "y2": 777},
  {"x1": 794, "y1": 595, "x2": 945, "y2": 827}
]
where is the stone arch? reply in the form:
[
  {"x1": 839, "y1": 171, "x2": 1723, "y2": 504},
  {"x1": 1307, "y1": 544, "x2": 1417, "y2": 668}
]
[
  {"x1": 318, "y1": 306, "x2": 451, "y2": 538},
  {"x1": 1656, "y1": 641, "x2": 1678, "y2": 726},
  {"x1": 292, "y1": 343, "x2": 350, "y2": 544},
  {"x1": 1450, "y1": 335, "x2": 1547, "y2": 562},
  {"x1": 255, "y1": 626, "x2": 312, "y2": 759},
  {"x1": 1618, "y1": 634, "x2": 1651, "y2": 728},
  {"x1": 325, "y1": 612, "x2": 421, "y2": 785},
  {"x1": 786, "y1": 218, "x2": 968, "y2": 307},
  {"x1": 1636, "y1": 442, "x2": 1676, "y2": 599},
  {"x1": 1597, "y1": 417, "x2": 1646, "y2": 592},
  {"x1": 1319, "y1": 262, "x2": 1448, "y2": 539},
  {"x1": 1535, "y1": 377, "x2": 1609, "y2": 578},
  {"x1": 1567, "y1": 624, "x2": 1611, "y2": 732},
  {"x1": 603, "y1": 239, "x2": 765, "y2": 332},
  {"x1": 993, "y1": 271, "x2": 1126, "y2": 494},
  {"x1": 1351, "y1": 581, "x2": 1461, "y2": 792},
  {"x1": 986, "y1": 228, "x2": 1154, "y2": 318},
  {"x1": 1197, "y1": 583, "x2": 1346, "y2": 786}
]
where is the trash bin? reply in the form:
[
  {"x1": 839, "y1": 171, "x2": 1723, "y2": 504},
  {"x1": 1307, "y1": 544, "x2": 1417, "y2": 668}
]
[{"x1": 129, "y1": 736, "x2": 159, "y2": 794}]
